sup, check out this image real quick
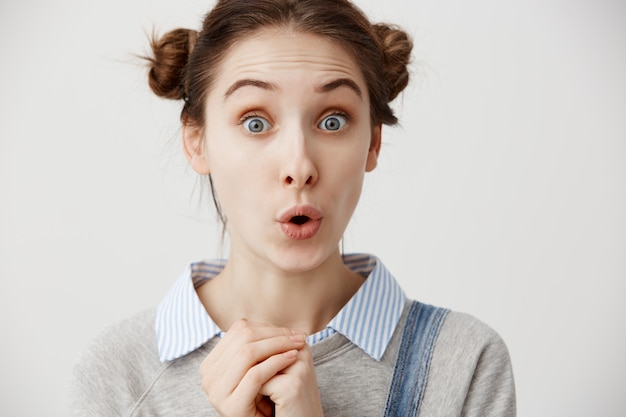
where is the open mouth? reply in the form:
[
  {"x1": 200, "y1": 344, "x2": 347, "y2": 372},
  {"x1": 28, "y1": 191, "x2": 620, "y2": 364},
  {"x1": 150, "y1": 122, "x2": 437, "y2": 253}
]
[
  {"x1": 290, "y1": 215, "x2": 311, "y2": 225},
  {"x1": 278, "y1": 205, "x2": 322, "y2": 240}
]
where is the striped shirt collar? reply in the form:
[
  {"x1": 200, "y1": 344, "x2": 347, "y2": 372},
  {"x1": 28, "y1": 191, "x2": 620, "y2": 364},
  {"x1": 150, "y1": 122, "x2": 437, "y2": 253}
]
[{"x1": 155, "y1": 254, "x2": 406, "y2": 362}]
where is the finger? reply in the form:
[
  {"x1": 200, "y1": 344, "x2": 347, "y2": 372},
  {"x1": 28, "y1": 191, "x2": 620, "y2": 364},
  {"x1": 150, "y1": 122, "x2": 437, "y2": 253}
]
[
  {"x1": 235, "y1": 349, "x2": 299, "y2": 402},
  {"x1": 256, "y1": 395, "x2": 274, "y2": 417},
  {"x1": 225, "y1": 319, "x2": 306, "y2": 341},
  {"x1": 212, "y1": 319, "x2": 305, "y2": 358},
  {"x1": 199, "y1": 328, "x2": 307, "y2": 401},
  {"x1": 221, "y1": 334, "x2": 307, "y2": 390},
  {"x1": 200, "y1": 320, "x2": 304, "y2": 373},
  {"x1": 259, "y1": 346, "x2": 317, "y2": 404}
]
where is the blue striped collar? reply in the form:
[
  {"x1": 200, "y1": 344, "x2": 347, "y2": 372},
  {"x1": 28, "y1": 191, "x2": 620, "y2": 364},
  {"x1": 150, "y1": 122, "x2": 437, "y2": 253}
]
[{"x1": 155, "y1": 254, "x2": 406, "y2": 362}]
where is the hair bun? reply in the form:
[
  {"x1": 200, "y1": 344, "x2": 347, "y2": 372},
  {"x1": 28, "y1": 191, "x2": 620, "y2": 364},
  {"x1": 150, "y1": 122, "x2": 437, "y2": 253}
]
[
  {"x1": 372, "y1": 24, "x2": 412, "y2": 102},
  {"x1": 146, "y1": 28, "x2": 198, "y2": 100}
]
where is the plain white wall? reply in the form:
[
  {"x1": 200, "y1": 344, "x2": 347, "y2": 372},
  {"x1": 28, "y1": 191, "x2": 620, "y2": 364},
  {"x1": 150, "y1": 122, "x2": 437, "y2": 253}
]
[{"x1": 1, "y1": 0, "x2": 624, "y2": 415}]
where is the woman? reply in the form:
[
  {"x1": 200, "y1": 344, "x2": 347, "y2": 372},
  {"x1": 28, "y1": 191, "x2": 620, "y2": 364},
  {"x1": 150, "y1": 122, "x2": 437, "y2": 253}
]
[{"x1": 72, "y1": 0, "x2": 516, "y2": 416}]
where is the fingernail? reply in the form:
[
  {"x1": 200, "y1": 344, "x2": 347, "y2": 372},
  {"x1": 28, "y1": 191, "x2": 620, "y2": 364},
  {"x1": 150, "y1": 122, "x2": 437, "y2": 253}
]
[
  {"x1": 283, "y1": 349, "x2": 298, "y2": 358},
  {"x1": 290, "y1": 333, "x2": 307, "y2": 343}
]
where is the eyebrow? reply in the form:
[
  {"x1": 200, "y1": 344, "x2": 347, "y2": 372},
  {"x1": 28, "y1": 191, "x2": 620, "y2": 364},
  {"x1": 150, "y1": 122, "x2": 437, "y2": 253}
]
[
  {"x1": 224, "y1": 79, "x2": 278, "y2": 100},
  {"x1": 222, "y1": 77, "x2": 363, "y2": 101},
  {"x1": 315, "y1": 78, "x2": 362, "y2": 100}
]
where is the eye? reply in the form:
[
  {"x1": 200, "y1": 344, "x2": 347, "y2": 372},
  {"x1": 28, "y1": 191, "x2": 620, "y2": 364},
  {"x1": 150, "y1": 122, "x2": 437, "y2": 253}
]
[
  {"x1": 242, "y1": 116, "x2": 271, "y2": 133},
  {"x1": 319, "y1": 114, "x2": 348, "y2": 131}
]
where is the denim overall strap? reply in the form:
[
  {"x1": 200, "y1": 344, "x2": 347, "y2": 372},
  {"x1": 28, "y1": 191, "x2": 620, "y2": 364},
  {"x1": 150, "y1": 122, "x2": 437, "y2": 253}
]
[{"x1": 382, "y1": 301, "x2": 449, "y2": 417}]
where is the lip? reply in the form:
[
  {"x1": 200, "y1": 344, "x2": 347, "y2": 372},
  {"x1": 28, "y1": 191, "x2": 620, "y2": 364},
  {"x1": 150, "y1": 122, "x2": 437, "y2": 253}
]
[
  {"x1": 278, "y1": 205, "x2": 323, "y2": 240},
  {"x1": 278, "y1": 205, "x2": 323, "y2": 223}
]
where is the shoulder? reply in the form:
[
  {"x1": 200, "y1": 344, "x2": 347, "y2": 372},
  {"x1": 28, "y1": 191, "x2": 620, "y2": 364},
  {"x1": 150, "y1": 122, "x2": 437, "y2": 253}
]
[
  {"x1": 400, "y1": 302, "x2": 509, "y2": 358},
  {"x1": 71, "y1": 309, "x2": 168, "y2": 416},
  {"x1": 75, "y1": 309, "x2": 160, "y2": 370},
  {"x1": 433, "y1": 310, "x2": 514, "y2": 383},
  {"x1": 439, "y1": 310, "x2": 510, "y2": 357},
  {"x1": 420, "y1": 309, "x2": 516, "y2": 417}
]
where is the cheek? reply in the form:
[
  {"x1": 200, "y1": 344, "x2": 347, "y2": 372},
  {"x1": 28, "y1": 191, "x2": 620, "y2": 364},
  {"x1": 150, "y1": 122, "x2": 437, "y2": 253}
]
[
  {"x1": 207, "y1": 147, "x2": 274, "y2": 217},
  {"x1": 204, "y1": 142, "x2": 239, "y2": 214},
  {"x1": 323, "y1": 148, "x2": 368, "y2": 204}
]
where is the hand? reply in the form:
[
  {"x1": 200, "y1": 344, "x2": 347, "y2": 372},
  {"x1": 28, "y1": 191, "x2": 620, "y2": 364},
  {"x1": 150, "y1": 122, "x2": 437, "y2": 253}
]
[
  {"x1": 261, "y1": 344, "x2": 324, "y2": 417},
  {"x1": 199, "y1": 319, "x2": 307, "y2": 417}
]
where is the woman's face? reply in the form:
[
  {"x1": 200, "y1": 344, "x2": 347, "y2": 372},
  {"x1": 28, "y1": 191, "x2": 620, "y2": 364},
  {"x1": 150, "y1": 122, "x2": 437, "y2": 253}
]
[{"x1": 184, "y1": 28, "x2": 380, "y2": 273}]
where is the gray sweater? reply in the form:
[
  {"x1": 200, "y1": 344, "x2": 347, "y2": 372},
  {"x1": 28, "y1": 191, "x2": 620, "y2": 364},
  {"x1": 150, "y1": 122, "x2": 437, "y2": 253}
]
[{"x1": 71, "y1": 305, "x2": 516, "y2": 416}]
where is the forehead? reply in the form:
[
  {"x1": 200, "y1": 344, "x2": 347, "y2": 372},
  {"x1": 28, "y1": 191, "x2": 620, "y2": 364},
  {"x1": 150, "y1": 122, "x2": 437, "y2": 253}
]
[{"x1": 212, "y1": 28, "x2": 368, "y2": 94}]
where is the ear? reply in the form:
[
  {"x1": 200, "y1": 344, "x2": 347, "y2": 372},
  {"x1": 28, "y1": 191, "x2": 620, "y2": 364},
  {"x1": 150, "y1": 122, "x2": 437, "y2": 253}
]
[
  {"x1": 365, "y1": 124, "x2": 382, "y2": 172},
  {"x1": 182, "y1": 122, "x2": 210, "y2": 175}
]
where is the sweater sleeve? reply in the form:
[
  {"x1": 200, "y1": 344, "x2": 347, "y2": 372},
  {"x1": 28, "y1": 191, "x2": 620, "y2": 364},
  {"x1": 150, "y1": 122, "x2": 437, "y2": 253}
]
[
  {"x1": 460, "y1": 326, "x2": 516, "y2": 417},
  {"x1": 420, "y1": 312, "x2": 516, "y2": 417},
  {"x1": 70, "y1": 310, "x2": 164, "y2": 416}
]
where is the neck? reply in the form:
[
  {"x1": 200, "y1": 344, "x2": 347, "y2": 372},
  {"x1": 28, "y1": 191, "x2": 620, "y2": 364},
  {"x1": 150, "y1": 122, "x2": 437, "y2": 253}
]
[{"x1": 197, "y1": 249, "x2": 363, "y2": 335}]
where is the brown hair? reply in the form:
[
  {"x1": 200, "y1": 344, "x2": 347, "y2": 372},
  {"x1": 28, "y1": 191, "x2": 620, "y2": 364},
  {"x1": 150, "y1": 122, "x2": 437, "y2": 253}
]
[{"x1": 145, "y1": 0, "x2": 412, "y2": 127}]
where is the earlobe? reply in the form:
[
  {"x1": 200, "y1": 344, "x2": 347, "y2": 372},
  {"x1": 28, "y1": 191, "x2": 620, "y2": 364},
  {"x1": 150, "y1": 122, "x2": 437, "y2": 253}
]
[
  {"x1": 365, "y1": 124, "x2": 382, "y2": 172},
  {"x1": 182, "y1": 123, "x2": 210, "y2": 175}
]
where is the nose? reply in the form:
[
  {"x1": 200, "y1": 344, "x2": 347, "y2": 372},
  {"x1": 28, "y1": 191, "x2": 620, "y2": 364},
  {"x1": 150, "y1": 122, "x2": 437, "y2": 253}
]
[{"x1": 279, "y1": 129, "x2": 318, "y2": 189}]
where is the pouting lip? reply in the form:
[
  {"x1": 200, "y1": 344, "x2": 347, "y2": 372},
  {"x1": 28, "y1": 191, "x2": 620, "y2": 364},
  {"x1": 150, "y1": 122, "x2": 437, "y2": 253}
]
[{"x1": 278, "y1": 205, "x2": 323, "y2": 223}]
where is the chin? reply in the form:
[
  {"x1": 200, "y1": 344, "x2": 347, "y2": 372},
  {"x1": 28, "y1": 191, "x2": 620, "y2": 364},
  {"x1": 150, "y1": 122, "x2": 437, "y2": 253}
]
[{"x1": 268, "y1": 244, "x2": 336, "y2": 275}]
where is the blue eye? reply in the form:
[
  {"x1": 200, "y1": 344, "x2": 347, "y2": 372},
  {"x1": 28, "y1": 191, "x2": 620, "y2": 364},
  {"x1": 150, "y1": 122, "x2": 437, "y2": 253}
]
[
  {"x1": 319, "y1": 114, "x2": 348, "y2": 131},
  {"x1": 243, "y1": 116, "x2": 271, "y2": 133}
]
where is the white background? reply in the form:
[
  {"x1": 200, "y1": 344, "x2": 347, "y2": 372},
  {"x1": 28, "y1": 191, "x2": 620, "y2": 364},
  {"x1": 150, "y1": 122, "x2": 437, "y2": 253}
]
[{"x1": 1, "y1": 0, "x2": 624, "y2": 415}]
